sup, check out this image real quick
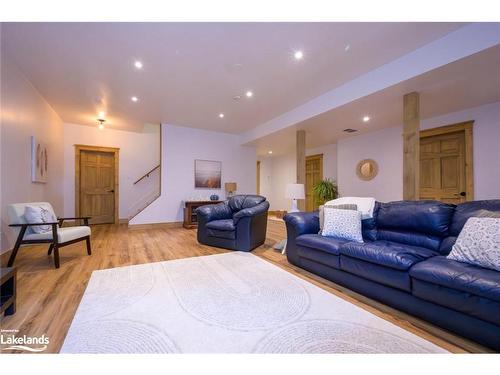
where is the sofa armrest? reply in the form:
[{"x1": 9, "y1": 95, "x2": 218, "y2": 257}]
[
  {"x1": 233, "y1": 201, "x2": 270, "y2": 223},
  {"x1": 195, "y1": 202, "x2": 232, "y2": 222},
  {"x1": 283, "y1": 211, "x2": 320, "y2": 266},
  {"x1": 283, "y1": 211, "x2": 320, "y2": 237}
]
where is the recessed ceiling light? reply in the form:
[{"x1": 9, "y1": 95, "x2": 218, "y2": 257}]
[
  {"x1": 134, "y1": 60, "x2": 143, "y2": 69},
  {"x1": 363, "y1": 116, "x2": 370, "y2": 122},
  {"x1": 131, "y1": 96, "x2": 139, "y2": 102},
  {"x1": 345, "y1": 44, "x2": 351, "y2": 52},
  {"x1": 246, "y1": 91, "x2": 253, "y2": 98},
  {"x1": 268, "y1": 150, "x2": 273, "y2": 154},
  {"x1": 294, "y1": 50, "x2": 304, "y2": 60},
  {"x1": 219, "y1": 113, "x2": 225, "y2": 118}
]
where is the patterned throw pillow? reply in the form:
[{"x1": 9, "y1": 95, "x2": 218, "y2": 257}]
[
  {"x1": 319, "y1": 204, "x2": 358, "y2": 232},
  {"x1": 321, "y1": 207, "x2": 363, "y2": 242},
  {"x1": 447, "y1": 217, "x2": 500, "y2": 272},
  {"x1": 24, "y1": 205, "x2": 57, "y2": 234}
]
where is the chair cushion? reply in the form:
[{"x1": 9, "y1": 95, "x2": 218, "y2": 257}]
[
  {"x1": 228, "y1": 195, "x2": 266, "y2": 212},
  {"x1": 205, "y1": 219, "x2": 236, "y2": 240},
  {"x1": 206, "y1": 219, "x2": 235, "y2": 231},
  {"x1": 409, "y1": 256, "x2": 500, "y2": 303},
  {"x1": 339, "y1": 240, "x2": 438, "y2": 271},
  {"x1": 24, "y1": 226, "x2": 91, "y2": 243},
  {"x1": 296, "y1": 234, "x2": 347, "y2": 256}
]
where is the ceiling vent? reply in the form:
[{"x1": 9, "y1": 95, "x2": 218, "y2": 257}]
[{"x1": 343, "y1": 128, "x2": 358, "y2": 133}]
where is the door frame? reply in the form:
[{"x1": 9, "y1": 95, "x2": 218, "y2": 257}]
[
  {"x1": 419, "y1": 121, "x2": 474, "y2": 201},
  {"x1": 75, "y1": 144, "x2": 120, "y2": 224},
  {"x1": 256, "y1": 160, "x2": 261, "y2": 195},
  {"x1": 305, "y1": 153, "x2": 324, "y2": 211}
]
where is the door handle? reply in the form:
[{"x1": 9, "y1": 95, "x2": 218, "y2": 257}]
[
  {"x1": 455, "y1": 192, "x2": 466, "y2": 197},
  {"x1": 107, "y1": 189, "x2": 115, "y2": 193}
]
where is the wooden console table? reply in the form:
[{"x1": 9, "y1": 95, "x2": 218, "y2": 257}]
[
  {"x1": 183, "y1": 200, "x2": 222, "y2": 229},
  {"x1": 1, "y1": 267, "x2": 16, "y2": 317}
]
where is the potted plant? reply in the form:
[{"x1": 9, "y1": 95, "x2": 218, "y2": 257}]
[{"x1": 313, "y1": 178, "x2": 339, "y2": 205}]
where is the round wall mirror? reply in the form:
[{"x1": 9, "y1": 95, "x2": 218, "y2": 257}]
[{"x1": 356, "y1": 159, "x2": 378, "y2": 181}]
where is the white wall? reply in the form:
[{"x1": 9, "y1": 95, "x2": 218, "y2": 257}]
[
  {"x1": 0, "y1": 54, "x2": 65, "y2": 253},
  {"x1": 337, "y1": 102, "x2": 500, "y2": 202},
  {"x1": 259, "y1": 143, "x2": 338, "y2": 211},
  {"x1": 130, "y1": 124, "x2": 257, "y2": 224},
  {"x1": 63, "y1": 123, "x2": 160, "y2": 220}
]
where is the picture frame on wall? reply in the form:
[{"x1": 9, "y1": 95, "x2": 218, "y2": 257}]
[
  {"x1": 31, "y1": 136, "x2": 48, "y2": 183},
  {"x1": 194, "y1": 159, "x2": 221, "y2": 188}
]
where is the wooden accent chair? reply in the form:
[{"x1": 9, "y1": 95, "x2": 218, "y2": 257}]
[{"x1": 7, "y1": 202, "x2": 92, "y2": 269}]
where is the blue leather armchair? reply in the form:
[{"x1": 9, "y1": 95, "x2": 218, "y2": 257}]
[{"x1": 196, "y1": 195, "x2": 270, "y2": 252}]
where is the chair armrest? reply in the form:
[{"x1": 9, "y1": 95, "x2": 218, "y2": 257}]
[
  {"x1": 9, "y1": 222, "x2": 59, "y2": 227},
  {"x1": 58, "y1": 217, "x2": 90, "y2": 226},
  {"x1": 283, "y1": 211, "x2": 320, "y2": 237},
  {"x1": 233, "y1": 201, "x2": 270, "y2": 223},
  {"x1": 57, "y1": 217, "x2": 91, "y2": 220},
  {"x1": 195, "y1": 202, "x2": 233, "y2": 222}
]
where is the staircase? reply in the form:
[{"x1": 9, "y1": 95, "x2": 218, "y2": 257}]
[{"x1": 128, "y1": 164, "x2": 161, "y2": 221}]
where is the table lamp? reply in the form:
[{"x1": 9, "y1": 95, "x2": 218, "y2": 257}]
[
  {"x1": 225, "y1": 182, "x2": 237, "y2": 197},
  {"x1": 285, "y1": 183, "x2": 305, "y2": 213}
]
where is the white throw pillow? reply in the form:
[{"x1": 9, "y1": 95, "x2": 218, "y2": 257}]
[
  {"x1": 319, "y1": 204, "x2": 358, "y2": 232},
  {"x1": 321, "y1": 207, "x2": 363, "y2": 242},
  {"x1": 24, "y1": 205, "x2": 57, "y2": 234},
  {"x1": 447, "y1": 217, "x2": 500, "y2": 272}
]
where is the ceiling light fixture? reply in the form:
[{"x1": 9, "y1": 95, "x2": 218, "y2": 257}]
[
  {"x1": 363, "y1": 116, "x2": 370, "y2": 122},
  {"x1": 97, "y1": 118, "x2": 106, "y2": 130},
  {"x1": 245, "y1": 91, "x2": 253, "y2": 98},
  {"x1": 134, "y1": 60, "x2": 143, "y2": 69},
  {"x1": 219, "y1": 113, "x2": 225, "y2": 118},
  {"x1": 294, "y1": 50, "x2": 304, "y2": 60},
  {"x1": 345, "y1": 44, "x2": 351, "y2": 52},
  {"x1": 268, "y1": 150, "x2": 273, "y2": 154},
  {"x1": 131, "y1": 96, "x2": 139, "y2": 102}
]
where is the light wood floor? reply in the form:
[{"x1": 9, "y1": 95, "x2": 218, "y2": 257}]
[{"x1": 0, "y1": 219, "x2": 490, "y2": 353}]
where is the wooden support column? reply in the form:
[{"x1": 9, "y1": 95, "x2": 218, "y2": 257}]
[
  {"x1": 296, "y1": 130, "x2": 306, "y2": 211},
  {"x1": 403, "y1": 92, "x2": 420, "y2": 200}
]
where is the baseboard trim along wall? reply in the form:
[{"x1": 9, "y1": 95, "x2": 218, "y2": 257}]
[{"x1": 127, "y1": 221, "x2": 183, "y2": 230}]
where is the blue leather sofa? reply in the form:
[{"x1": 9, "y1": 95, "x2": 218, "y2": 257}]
[
  {"x1": 196, "y1": 195, "x2": 270, "y2": 252},
  {"x1": 284, "y1": 200, "x2": 500, "y2": 350}
]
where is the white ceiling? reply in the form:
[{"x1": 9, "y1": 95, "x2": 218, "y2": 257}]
[
  {"x1": 250, "y1": 45, "x2": 500, "y2": 156},
  {"x1": 1, "y1": 22, "x2": 465, "y2": 132}
]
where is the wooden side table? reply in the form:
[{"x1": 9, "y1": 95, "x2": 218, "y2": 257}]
[
  {"x1": 1, "y1": 267, "x2": 16, "y2": 317},
  {"x1": 183, "y1": 200, "x2": 222, "y2": 229}
]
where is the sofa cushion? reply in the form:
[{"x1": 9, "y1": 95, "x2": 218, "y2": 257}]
[
  {"x1": 339, "y1": 240, "x2": 438, "y2": 271},
  {"x1": 376, "y1": 201, "x2": 454, "y2": 252},
  {"x1": 296, "y1": 234, "x2": 347, "y2": 256},
  {"x1": 297, "y1": 247, "x2": 340, "y2": 269},
  {"x1": 412, "y1": 279, "x2": 500, "y2": 326},
  {"x1": 206, "y1": 219, "x2": 235, "y2": 231},
  {"x1": 409, "y1": 256, "x2": 500, "y2": 303},
  {"x1": 440, "y1": 200, "x2": 500, "y2": 254},
  {"x1": 340, "y1": 256, "x2": 412, "y2": 291}
]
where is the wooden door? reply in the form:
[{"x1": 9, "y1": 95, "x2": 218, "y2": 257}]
[
  {"x1": 420, "y1": 131, "x2": 467, "y2": 204},
  {"x1": 79, "y1": 150, "x2": 116, "y2": 224},
  {"x1": 305, "y1": 154, "x2": 323, "y2": 211}
]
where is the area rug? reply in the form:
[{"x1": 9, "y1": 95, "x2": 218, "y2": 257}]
[{"x1": 61, "y1": 252, "x2": 447, "y2": 353}]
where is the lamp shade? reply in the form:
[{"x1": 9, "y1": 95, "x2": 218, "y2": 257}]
[
  {"x1": 225, "y1": 182, "x2": 237, "y2": 193},
  {"x1": 285, "y1": 183, "x2": 305, "y2": 199}
]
